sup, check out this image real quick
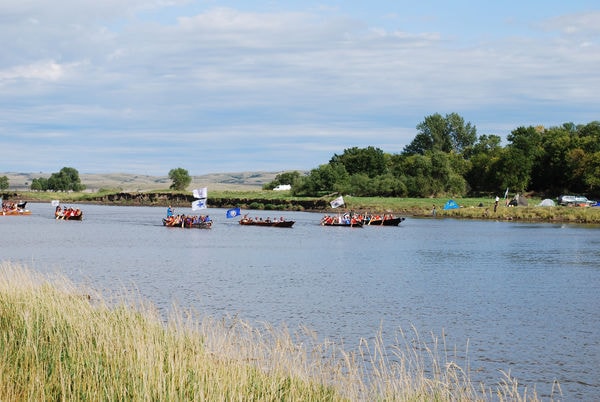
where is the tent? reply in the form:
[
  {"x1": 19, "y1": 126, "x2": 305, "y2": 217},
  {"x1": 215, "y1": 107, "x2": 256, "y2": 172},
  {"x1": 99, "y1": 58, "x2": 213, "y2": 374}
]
[
  {"x1": 443, "y1": 199, "x2": 459, "y2": 210},
  {"x1": 508, "y1": 194, "x2": 529, "y2": 207},
  {"x1": 538, "y1": 199, "x2": 555, "y2": 207},
  {"x1": 517, "y1": 195, "x2": 528, "y2": 206}
]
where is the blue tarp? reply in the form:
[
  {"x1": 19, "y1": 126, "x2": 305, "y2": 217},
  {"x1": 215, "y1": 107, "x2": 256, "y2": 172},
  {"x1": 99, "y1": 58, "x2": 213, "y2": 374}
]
[{"x1": 443, "y1": 199, "x2": 459, "y2": 210}]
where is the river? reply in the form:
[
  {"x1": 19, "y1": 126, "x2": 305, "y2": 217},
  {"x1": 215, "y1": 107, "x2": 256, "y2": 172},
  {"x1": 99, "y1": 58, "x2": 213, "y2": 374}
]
[{"x1": 1, "y1": 202, "x2": 599, "y2": 400}]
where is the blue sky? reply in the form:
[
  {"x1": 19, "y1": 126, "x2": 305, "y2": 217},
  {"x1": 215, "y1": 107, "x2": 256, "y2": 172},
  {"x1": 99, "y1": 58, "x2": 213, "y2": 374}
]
[{"x1": 1, "y1": 0, "x2": 599, "y2": 175}]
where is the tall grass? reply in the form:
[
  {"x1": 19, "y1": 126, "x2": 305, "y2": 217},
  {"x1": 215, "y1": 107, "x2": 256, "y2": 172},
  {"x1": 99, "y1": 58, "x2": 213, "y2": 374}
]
[{"x1": 0, "y1": 262, "x2": 549, "y2": 401}]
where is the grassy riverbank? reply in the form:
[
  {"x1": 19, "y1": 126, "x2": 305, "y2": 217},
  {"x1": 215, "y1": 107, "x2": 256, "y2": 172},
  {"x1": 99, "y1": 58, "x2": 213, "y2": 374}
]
[
  {"x1": 5, "y1": 189, "x2": 600, "y2": 223},
  {"x1": 0, "y1": 262, "x2": 546, "y2": 401}
]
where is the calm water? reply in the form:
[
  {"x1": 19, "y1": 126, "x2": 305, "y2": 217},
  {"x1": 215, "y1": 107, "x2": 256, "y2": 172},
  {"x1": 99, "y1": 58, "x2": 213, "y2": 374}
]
[{"x1": 1, "y1": 202, "x2": 599, "y2": 400}]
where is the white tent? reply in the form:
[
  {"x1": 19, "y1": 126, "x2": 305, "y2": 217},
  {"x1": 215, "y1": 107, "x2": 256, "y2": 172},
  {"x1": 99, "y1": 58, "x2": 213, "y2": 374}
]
[{"x1": 538, "y1": 199, "x2": 555, "y2": 207}]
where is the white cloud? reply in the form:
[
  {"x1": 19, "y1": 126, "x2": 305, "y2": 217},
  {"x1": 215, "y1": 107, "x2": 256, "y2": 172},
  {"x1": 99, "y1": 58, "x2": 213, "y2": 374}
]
[{"x1": 1, "y1": 2, "x2": 599, "y2": 174}]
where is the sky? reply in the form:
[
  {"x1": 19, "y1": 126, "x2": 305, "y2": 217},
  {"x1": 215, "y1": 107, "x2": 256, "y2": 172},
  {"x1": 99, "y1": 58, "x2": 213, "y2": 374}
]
[{"x1": 1, "y1": 0, "x2": 599, "y2": 176}]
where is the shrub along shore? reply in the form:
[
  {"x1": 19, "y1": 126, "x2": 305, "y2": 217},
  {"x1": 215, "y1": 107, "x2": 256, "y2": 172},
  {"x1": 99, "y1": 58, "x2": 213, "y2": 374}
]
[
  {"x1": 6, "y1": 189, "x2": 600, "y2": 224},
  {"x1": 0, "y1": 262, "x2": 548, "y2": 401}
]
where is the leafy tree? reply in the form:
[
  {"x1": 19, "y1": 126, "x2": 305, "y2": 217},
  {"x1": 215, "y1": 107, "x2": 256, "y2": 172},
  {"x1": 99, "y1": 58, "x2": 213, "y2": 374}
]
[
  {"x1": 581, "y1": 151, "x2": 600, "y2": 193},
  {"x1": 168, "y1": 168, "x2": 191, "y2": 191},
  {"x1": 530, "y1": 125, "x2": 574, "y2": 193},
  {"x1": 329, "y1": 146, "x2": 387, "y2": 178},
  {"x1": 371, "y1": 174, "x2": 407, "y2": 197},
  {"x1": 464, "y1": 134, "x2": 503, "y2": 193},
  {"x1": 31, "y1": 167, "x2": 85, "y2": 192},
  {"x1": 403, "y1": 113, "x2": 477, "y2": 155},
  {"x1": 494, "y1": 126, "x2": 543, "y2": 193},
  {"x1": 0, "y1": 176, "x2": 8, "y2": 190},
  {"x1": 291, "y1": 163, "x2": 349, "y2": 196},
  {"x1": 30, "y1": 177, "x2": 49, "y2": 191}
]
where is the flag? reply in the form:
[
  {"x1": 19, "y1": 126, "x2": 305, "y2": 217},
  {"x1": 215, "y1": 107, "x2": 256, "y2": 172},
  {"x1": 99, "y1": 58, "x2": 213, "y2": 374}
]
[
  {"x1": 330, "y1": 196, "x2": 344, "y2": 208},
  {"x1": 191, "y1": 199, "x2": 207, "y2": 211},
  {"x1": 51, "y1": 200, "x2": 60, "y2": 207},
  {"x1": 193, "y1": 187, "x2": 208, "y2": 199},
  {"x1": 226, "y1": 207, "x2": 241, "y2": 218},
  {"x1": 504, "y1": 187, "x2": 509, "y2": 199}
]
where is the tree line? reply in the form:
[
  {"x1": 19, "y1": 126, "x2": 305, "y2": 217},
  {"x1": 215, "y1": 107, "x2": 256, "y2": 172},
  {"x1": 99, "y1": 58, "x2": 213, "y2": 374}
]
[{"x1": 265, "y1": 113, "x2": 600, "y2": 199}]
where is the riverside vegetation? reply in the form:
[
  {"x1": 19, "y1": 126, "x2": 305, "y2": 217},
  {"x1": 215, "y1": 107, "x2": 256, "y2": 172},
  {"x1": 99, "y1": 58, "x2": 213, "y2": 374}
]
[
  {"x1": 0, "y1": 262, "x2": 550, "y2": 401},
  {"x1": 7, "y1": 188, "x2": 600, "y2": 224}
]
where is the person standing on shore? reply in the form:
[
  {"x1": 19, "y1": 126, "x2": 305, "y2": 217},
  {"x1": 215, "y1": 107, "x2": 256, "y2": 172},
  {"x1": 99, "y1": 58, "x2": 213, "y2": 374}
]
[{"x1": 494, "y1": 196, "x2": 499, "y2": 212}]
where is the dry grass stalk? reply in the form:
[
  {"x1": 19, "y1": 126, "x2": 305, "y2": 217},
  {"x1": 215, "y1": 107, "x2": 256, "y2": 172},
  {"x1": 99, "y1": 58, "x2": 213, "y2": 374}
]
[{"x1": 0, "y1": 262, "x2": 551, "y2": 401}]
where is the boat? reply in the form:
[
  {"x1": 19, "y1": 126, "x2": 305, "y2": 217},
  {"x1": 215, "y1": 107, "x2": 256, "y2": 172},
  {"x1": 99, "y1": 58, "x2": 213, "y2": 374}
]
[
  {"x1": 362, "y1": 214, "x2": 405, "y2": 226},
  {"x1": 320, "y1": 215, "x2": 363, "y2": 227},
  {"x1": 1, "y1": 208, "x2": 31, "y2": 216},
  {"x1": 1, "y1": 201, "x2": 31, "y2": 216},
  {"x1": 163, "y1": 215, "x2": 212, "y2": 229},
  {"x1": 239, "y1": 217, "x2": 294, "y2": 227},
  {"x1": 55, "y1": 207, "x2": 83, "y2": 220}
]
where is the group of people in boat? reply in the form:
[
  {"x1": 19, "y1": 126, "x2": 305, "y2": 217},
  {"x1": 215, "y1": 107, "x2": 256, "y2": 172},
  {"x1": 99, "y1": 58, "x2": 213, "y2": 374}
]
[
  {"x1": 321, "y1": 212, "x2": 361, "y2": 226},
  {"x1": 55, "y1": 205, "x2": 82, "y2": 219},
  {"x1": 239, "y1": 215, "x2": 288, "y2": 224},
  {"x1": 321, "y1": 211, "x2": 399, "y2": 225},
  {"x1": 2, "y1": 201, "x2": 23, "y2": 213},
  {"x1": 164, "y1": 214, "x2": 212, "y2": 226},
  {"x1": 164, "y1": 206, "x2": 212, "y2": 227},
  {"x1": 1, "y1": 200, "x2": 29, "y2": 215}
]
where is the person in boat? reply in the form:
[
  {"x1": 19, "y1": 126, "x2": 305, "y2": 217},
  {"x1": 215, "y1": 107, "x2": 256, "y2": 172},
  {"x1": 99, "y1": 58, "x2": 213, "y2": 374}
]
[
  {"x1": 55, "y1": 205, "x2": 63, "y2": 219},
  {"x1": 167, "y1": 205, "x2": 174, "y2": 217}
]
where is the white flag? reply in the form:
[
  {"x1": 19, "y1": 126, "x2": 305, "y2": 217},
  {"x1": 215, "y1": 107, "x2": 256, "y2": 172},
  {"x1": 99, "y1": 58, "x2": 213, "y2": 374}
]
[
  {"x1": 330, "y1": 196, "x2": 344, "y2": 208},
  {"x1": 191, "y1": 199, "x2": 207, "y2": 211},
  {"x1": 51, "y1": 200, "x2": 60, "y2": 207},
  {"x1": 193, "y1": 187, "x2": 208, "y2": 199}
]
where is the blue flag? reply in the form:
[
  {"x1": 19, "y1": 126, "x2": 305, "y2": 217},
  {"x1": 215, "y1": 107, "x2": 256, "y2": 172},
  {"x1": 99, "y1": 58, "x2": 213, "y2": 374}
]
[{"x1": 226, "y1": 207, "x2": 241, "y2": 219}]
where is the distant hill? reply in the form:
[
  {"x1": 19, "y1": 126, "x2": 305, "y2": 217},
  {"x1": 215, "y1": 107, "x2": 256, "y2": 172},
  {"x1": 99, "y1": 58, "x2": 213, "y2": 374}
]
[{"x1": 1, "y1": 171, "x2": 284, "y2": 192}]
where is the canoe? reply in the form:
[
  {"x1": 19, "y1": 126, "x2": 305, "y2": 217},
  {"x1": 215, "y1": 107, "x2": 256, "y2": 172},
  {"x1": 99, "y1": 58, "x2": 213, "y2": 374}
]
[
  {"x1": 56, "y1": 212, "x2": 83, "y2": 220},
  {"x1": 320, "y1": 219, "x2": 363, "y2": 227},
  {"x1": 162, "y1": 218, "x2": 212, "y2": 229},
  {"x1": 183, "y1": 221, "x2": 212, "y2": 229},
  {"x1": 239, "y1": 219, "x2": 294, "y2": 228},
  {"x1": 320, "y1": 214, "x2": 363, "y2": 227},
  {"x1": 363, "y1": 216, "x2": 405, "y2": 226},
  {"x1": 1, "y1": 209, "x2": 31, "y2": 216}
]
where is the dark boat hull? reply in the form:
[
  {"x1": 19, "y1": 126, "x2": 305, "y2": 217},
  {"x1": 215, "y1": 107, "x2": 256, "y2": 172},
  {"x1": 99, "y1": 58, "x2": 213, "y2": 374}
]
[
  {"x1": 239, "y1": 220, "x2": 294, "y2": 227},
  {"x1": 321, "y1": 222, "x2": 363, "y2": 227},
  {"x1": 56, "y1": 213, "x2": 83, "y2": 220},
  {"x1": 162, "y1": 218, "x2": 212, "y2": 229},
  {"x1": 365, "y1": 217, "x2": 404, "y2": 226}
]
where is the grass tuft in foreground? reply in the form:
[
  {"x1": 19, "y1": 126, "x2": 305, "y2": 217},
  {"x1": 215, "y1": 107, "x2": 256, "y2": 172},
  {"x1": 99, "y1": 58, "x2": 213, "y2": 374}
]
[{"x1": 0, "y1": 262, "x2": 551, "y2": 401}]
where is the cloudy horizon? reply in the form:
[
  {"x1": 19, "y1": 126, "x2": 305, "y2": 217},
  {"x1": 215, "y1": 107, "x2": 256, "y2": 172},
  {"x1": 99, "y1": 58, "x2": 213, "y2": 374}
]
[{"x1": 2, "y1": 1, "x2": 599, "y2": 175}]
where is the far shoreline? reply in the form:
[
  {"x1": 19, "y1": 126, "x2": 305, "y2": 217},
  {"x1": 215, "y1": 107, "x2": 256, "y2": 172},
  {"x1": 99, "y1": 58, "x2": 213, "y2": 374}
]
[{"x1": 6, "y1": 190, "x2": 600, "y2": 225}]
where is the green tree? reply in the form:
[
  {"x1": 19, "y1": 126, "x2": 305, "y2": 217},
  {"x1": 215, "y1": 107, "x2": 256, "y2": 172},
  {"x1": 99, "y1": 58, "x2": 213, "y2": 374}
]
[
  {"x1": 30, "y1": 177, "x2": 49, "y2": 191},
  {"x1": 291, "y1": 163, "x2": 349, "y2": 196},
  {"x1": 530, "y1": 124, "x2": 574, "y2": 194},
  {"x1": 168, "y1": 168, "x2": 191, "y2": 191},
  {"x1": 403, "y1": 113, "x2": 477, "y2": 155},
  {"x1": 495, "y1": 126, "x2": 542, "y2": 192},
  {"x1": 464, "y1": 134, "x2": 503, "y2": 193},
  {"x1": 0, "y1": 176, "x2": 8, "y2": 190},
  {"x1": 329, "y1": 146, "x2": 387, "y2": 178},
  {"x1": 34, "y1": 167, "x2": 85, "y2": 192}
]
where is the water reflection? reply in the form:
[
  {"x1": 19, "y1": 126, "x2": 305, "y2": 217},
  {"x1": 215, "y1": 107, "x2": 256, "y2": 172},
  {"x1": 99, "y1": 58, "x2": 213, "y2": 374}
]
[{"x1": 1, "y1": 203, "x2": 599, "y2": 399}]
